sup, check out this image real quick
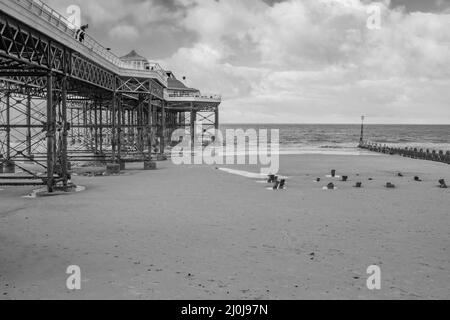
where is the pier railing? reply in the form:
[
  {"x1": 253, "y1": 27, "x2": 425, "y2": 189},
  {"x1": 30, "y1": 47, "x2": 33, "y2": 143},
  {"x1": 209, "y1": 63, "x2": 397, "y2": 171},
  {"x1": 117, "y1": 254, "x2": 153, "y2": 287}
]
[
  {"x1": 165, "y1": 90, "x2": 222, "y2": 101},
  {"x1": 359, "y1": 141, "x2": 450, "y2": 165}
]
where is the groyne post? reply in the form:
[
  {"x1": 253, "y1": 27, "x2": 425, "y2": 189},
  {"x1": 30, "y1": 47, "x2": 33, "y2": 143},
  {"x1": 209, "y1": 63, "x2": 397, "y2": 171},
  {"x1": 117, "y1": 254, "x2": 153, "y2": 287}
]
[{"x1": 359, "y1": 140, "x2": 450, "y2": 165}]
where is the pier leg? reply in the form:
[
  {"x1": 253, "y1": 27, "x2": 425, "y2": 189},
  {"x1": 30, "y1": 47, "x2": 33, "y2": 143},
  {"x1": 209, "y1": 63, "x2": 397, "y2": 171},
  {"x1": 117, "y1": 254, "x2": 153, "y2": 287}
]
[
  {"x1": 61, "y1": 76, "x2": 69, "y2": 188},
  {"x1": 76, "y1": 108, "x2": 80, "y2": 143},
  {"x1": 94, "y1": 102, "x2": 98, "y2": 154},
  {"x1": 89, "y1": 103, "x2": 94, "y2": 152},
  {"x1": 126, "y1": 109, "x2": 130, "y2": 147},
  {"x1": 46, "y1": 73, "x2": 55, "y2": 192},
  {"x1": 4, "y1": 89, "x2": 15, "y2": 174},
  {"x1": 131, "y1": 109, "x2": 135, "y2": 146},
  {"x1": 160, "y1": 101, "x2": 166, "y2": 156},
  {"x1": 215, "y1": 107, "x2": 219, "y2": 131},
  {"x1": 190, "y1": 104, "x2": 197, "y2": 154},
  {"x1": 137, "y1": 96, "x2": 144, "y2": 153},
  {"x1": 6, "y1": 90, "x2": 10, "y2": 161},
  {"x1": 118, "y1": 96, "x2": 123, "y2": 164},
  {"x1": 83, "y1": 102, "x2": 88, "y2": 149},
  {"x1": 152, "y1": 103, "x2": 157, "y2": 155},
  {"x1": 70, "y1": 107, "x2": 74, "y2": 145},
  {"x1": 147, "y1": 94, "x2": 153, "y2": 162},
  {"x1": 99, "y1": 104, "x2": 103, "y2": 155},
  {"x1": 111, "y1": 93, "x2": 117, "y2": 164},
  {"x1": 26, "y1": 89, "x2": 32, "y2": 156}
]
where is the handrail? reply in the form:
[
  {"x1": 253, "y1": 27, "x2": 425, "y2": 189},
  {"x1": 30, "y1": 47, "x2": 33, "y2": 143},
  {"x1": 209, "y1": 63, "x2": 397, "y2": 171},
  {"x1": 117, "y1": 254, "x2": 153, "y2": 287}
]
[
  {"x1": 165, "y1": 90, "x2": 222, "y2": 101},
  {"x1": 15, "y1": 0, "x2": 167, "y2": 85},
  {"x1": 8, "y1": 0, "x2": 223, "y2": 97}
]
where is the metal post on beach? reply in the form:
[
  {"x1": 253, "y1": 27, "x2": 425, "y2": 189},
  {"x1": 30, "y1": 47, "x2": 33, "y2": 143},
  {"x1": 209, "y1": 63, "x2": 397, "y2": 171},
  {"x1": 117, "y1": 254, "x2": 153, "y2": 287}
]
[{"x1": 360, "y1": 115, "x2": 365, "y2": 146}]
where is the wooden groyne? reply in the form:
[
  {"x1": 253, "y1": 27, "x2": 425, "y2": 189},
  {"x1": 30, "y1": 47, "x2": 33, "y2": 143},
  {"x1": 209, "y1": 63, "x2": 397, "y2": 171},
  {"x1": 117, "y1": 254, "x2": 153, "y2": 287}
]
[{"x1": 359, "y1": 141, "x2": 450, "y2": 165}]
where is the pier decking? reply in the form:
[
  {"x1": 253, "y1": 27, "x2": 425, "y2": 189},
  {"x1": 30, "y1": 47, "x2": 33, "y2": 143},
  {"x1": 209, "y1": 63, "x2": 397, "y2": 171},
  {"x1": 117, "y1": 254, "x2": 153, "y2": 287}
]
[{"x1": 0, "y1": 0, "x2": 221, "y2": 192}]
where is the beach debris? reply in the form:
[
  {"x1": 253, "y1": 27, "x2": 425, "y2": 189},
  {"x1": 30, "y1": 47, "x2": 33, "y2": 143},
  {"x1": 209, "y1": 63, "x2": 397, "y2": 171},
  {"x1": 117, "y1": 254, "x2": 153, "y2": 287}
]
[
  {"x1": 386, "y1": 182, "x2": 396, "y2": 189},
  {"x1": 354, "y1": 182, "x2": 362, "y2": 188},
  {"x1": 439, "y1": 179, "x2": 448, "y2": 189},
  {"x1": 267, "y1": 174, "x2": 277, "y2": 183},
  {"x1": 325, "y1": 183, "x2": 335, "y2": 190},
  {"x1": 398, "y1": 173, "x2": 404, "y2": 177},
  {"x1": 326, "y1": 170, "x2": 340, "y2": 178},
  {"x1": 341, "y1": 176, "x2": 348, "y2": 182},
  {"x1": 315, "y1": 178, "x2": 321, "y2": 182},
  {"x1": 414, "y1": 176, "x2": 422, "y2": 182},
  {"x1": 273, "y1": 179, "x2": 286, "y2": 190},
  {"x1": 368, "y1": 178, "x2": 373, "y2": 181},
  {"x1": 273, "y1": 181, "x2": 280, "y2": 190}
]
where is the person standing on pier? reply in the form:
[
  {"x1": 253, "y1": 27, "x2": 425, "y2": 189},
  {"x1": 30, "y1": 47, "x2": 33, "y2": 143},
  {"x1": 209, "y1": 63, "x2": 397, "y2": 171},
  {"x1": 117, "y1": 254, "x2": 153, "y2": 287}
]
[{"x1": 76, "y1": 24, "x2": 89, "y2": 43}]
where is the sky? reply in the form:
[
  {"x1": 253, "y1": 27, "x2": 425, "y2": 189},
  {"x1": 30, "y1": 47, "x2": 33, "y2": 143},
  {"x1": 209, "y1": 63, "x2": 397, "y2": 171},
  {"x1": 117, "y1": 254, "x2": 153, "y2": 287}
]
[{"x1": 46, "y1": 0, "x2": 450, "y2": 124}]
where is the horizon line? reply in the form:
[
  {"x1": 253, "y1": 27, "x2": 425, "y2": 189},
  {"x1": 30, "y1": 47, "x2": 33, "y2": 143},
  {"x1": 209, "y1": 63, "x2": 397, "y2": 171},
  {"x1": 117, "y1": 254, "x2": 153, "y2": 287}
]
[{"x1": 219, "y1": 123, "x2": 449, "y2": 126}]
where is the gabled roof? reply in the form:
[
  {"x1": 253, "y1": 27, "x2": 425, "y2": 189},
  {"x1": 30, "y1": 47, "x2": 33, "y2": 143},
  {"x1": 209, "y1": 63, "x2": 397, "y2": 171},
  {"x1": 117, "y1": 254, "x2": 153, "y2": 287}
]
[
  {"x1": 167, "y1": 78, "x2": 198, "y2": 91},
  {"x1": 120, "y1": 50, "x2": 148, "y2": 62},
  {"x1": 166, "y1": 72, "x2": 199, "y2": 91}
]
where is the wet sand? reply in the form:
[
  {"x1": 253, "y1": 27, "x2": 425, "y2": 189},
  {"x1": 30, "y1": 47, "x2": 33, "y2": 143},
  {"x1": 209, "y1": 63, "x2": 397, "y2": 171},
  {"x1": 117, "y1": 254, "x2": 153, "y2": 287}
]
[{"x1": 0, "y1": 154, "x2": 449, "y2": 300}]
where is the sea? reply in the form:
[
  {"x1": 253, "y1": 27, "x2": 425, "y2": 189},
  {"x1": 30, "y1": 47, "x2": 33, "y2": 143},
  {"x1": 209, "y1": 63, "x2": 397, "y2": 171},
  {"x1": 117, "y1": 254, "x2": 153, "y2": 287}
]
[
  {"x1": 4, "y1": 124, "x2": 449, "y2": 156},
  {"x1": 219, "y1": 124, "x2": 450, "y2": 156}
]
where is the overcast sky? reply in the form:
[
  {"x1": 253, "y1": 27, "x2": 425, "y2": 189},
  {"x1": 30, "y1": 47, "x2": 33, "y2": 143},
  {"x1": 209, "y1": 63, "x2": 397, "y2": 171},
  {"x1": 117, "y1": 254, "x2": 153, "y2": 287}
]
[{"x1": 48, "y1": 0, "x2": 450, "y2": 124}]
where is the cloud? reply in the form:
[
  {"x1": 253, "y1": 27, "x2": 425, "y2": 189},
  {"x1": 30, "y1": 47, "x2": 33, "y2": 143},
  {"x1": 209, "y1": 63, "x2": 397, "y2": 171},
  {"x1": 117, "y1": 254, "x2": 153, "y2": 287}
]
[
  {"x1": 46, "y1": 0, "x2": 450, "y2": 123},
  {"x1": 45, "y1": 0, "x2": 194, "y2": 56},
  {"x1": 109, "y1": 25, "x2": 140, "y2": 40},
  {"x1": 163, "y1": 0, "x2": 450, "y2": 123}
]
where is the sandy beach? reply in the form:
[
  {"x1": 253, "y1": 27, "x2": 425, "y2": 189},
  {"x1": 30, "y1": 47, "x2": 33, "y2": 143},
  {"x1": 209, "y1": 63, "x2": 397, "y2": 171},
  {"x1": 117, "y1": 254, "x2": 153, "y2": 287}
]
[{"x1": 0, "y1": 154, "x2": 449, "y2": 300}]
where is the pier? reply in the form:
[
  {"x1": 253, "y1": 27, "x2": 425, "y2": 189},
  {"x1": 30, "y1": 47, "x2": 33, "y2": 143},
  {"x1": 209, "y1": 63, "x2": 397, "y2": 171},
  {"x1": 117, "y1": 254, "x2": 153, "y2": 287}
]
[{"x1": 0, "y1": 0, "x2": 221, "y2": 192}]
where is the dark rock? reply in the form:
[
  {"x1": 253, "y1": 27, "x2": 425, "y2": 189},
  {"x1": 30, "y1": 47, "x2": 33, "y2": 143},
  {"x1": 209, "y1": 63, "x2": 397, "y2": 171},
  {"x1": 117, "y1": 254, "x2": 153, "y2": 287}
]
[{"x1": 386, "y1": 182, "x2": 396, "y2": 189}]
